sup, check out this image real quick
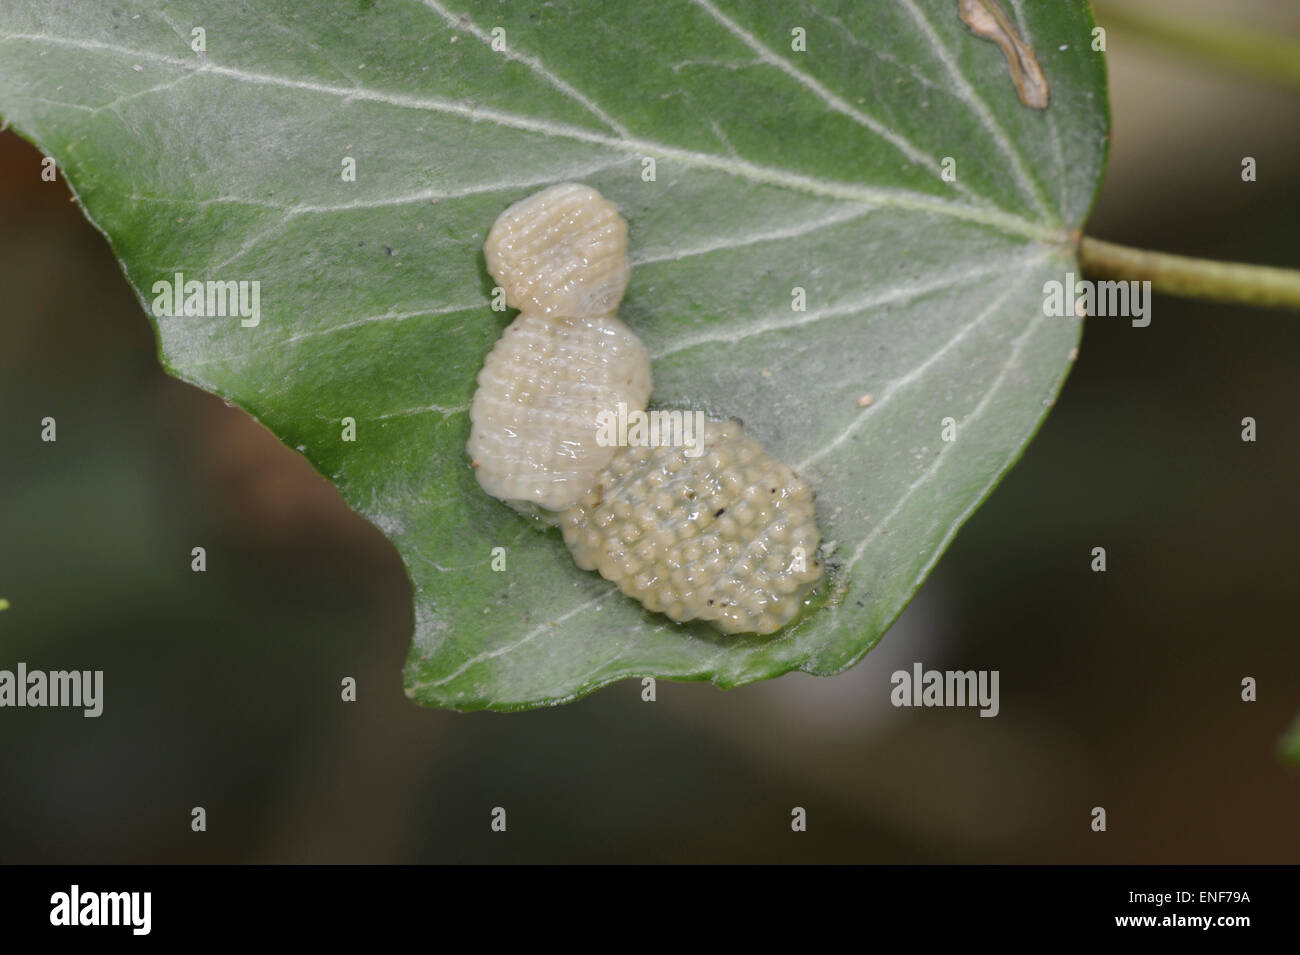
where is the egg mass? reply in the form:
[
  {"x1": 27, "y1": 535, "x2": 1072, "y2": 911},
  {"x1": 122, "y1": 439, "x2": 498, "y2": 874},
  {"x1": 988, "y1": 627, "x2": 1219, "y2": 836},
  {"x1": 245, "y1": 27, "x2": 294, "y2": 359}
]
[
  {"x1": 559, "y1": 418, "x2": 824, "y2": 635},
  {"x1": 469, "y1": 183, "x2": 652, "y2": 512},
  {"x1": 468, "y1": 310, "x2": 652, "y2": 511},
  {"x1": 470, "y1": 184, "x2": 825, "y2": 635},
  {"x1": 483, "y1": 182, "x2": 630, "y2": 318}
]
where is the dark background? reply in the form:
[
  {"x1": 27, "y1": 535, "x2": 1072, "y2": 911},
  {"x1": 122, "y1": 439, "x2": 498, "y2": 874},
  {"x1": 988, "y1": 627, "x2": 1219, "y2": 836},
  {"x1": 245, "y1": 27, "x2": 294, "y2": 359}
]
[{"x1": 1, "y1": 0, "x2": 1297, "y2": 863}]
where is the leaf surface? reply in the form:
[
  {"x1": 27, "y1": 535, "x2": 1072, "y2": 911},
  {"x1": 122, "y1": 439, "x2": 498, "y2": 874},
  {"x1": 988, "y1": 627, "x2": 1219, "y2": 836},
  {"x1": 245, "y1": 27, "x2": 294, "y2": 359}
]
[{"x1": 0, "y1": 0, "x2": 1108, "y2": 709}]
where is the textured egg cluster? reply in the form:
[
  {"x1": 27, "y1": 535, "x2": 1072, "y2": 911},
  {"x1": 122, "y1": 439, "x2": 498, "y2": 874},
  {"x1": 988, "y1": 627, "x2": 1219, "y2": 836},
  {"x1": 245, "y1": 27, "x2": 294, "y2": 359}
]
[
  {"x1": 470, "y1": 183, "x2": 652, "y2": 513},
  {"x1": 469, "y1": 311, "x2": 651, "y2": 511},
  {"x1": 469, "y1": 184, "x2": 825, "y2": 635},
  {"x1": 483, "y1": 181, "x2": 631, "y2": 318},
  {"x1": 560, "y1": 419, "x2": 823, "y2": 635}
]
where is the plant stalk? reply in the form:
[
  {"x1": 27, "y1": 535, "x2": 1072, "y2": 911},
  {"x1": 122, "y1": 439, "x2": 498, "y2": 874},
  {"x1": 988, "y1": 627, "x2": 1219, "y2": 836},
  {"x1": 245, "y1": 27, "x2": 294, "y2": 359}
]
[
  {"x1": 1078, "y1": 238, "x2": 1300, "y2": 310},
  {"x1": 1091, "y1": 1, "x2": 1300, "y2": 89}
]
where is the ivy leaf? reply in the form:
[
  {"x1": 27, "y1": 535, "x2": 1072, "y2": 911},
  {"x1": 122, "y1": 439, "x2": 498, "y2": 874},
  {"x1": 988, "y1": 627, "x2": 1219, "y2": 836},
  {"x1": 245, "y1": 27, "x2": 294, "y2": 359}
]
[{"x1": 0, "y1": 0, "x2": 1108, "y2": 710}]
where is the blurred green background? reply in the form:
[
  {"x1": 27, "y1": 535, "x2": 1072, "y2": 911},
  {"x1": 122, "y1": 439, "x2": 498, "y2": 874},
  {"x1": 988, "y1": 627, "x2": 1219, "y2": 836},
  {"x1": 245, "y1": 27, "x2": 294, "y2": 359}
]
[{"x1": 1, "y1": 0, "x2": 1297, "y2": 862}]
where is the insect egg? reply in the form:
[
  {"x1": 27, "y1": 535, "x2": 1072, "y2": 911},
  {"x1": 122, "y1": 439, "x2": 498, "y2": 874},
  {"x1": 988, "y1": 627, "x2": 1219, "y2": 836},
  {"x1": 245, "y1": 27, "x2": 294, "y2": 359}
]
[
  {"x1": 468, "y1": 183, "x2": 652, "y2": 513},
  {"x1": 468, "y1": 311, "x2": 651, "y2": 511},
  {"x1": 470, "y1": 185, "x2": 825, "y2": 636},
  {"x1": 560, "y1": 418, "x2": 824, "y2": 635},
  {"x1": 483, "y1": 182, "x2": 630, "y2": 318}
]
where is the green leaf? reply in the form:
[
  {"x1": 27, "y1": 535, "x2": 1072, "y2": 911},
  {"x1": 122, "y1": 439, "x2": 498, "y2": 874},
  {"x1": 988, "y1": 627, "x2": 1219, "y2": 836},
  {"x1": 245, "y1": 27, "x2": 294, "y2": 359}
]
[{"x1": 0, "y1": 0, "x2": 1108, "y2": 710}]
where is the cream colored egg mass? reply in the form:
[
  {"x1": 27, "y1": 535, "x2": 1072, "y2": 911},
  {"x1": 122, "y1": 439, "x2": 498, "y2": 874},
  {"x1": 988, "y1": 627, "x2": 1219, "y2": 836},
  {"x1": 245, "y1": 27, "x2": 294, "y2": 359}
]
[
  {"x1": 483, "y1": 182, "x2": 630, "y2": 318},
  {"x1": 469, "y1": 184, "x2": 652, "y2": 512},
  {"x1": 560, "y1": 419, "x2": 824, "y2": 635},
  {"x1": 470, "y1": 184, "x2": 825, "y2": 635},
  {"x1": 469, "y1": 311, "x2": 651, "y2": 511}
]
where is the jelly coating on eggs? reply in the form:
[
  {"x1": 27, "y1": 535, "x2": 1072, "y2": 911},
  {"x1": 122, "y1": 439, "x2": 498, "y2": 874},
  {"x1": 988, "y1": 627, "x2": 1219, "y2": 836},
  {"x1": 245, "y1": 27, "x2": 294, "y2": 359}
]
[
  {"x1": 471, "y1": 184, "x2": 826, "y2": 636},
  {"x1": 483, "y1": 182, "x2": 630, "y2": 318},
  {"x1": 560, "y1": 419, "x2": 824, "y2": 635},
  {"x1": 469, "y1": 311, "x2": 652, "y2": 511}
]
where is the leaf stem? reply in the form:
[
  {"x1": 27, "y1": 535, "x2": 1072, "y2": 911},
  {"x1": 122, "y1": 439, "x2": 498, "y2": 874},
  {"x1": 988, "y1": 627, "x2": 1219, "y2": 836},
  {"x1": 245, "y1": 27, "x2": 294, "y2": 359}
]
[
  {"x1": 1078, "y1": 237, "x2": 1300, "y2": 310},
  {"x1": 1091, "y1": 1, "x2": 1300, "y2": 89}
]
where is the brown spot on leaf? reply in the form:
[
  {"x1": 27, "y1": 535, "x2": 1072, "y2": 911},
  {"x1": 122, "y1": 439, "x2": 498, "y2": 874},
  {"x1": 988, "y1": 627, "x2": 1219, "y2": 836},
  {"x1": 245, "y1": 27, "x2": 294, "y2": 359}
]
[{"x1": 959, "y1": 0, "x2": 1050, "y2": 109}]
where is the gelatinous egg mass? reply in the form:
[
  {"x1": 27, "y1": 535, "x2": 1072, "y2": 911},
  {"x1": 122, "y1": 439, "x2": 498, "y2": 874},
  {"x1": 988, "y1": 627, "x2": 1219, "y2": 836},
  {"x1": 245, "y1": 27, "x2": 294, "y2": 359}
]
[
  {"x1": 469, "y1": 311, "x2": 652, "y2": 512},
  {"x1": 560, "y1": 419, "x2": 824, "y2": 635},
  {"x1": 470, "y1": 183, "x2": 652, "y2": 512},
  {"x1": 471, "y1": 184, "x2": 825, "y2": 636},
  {"x1": 484, "y1": 182, "x2": 630, "y2": 318}
]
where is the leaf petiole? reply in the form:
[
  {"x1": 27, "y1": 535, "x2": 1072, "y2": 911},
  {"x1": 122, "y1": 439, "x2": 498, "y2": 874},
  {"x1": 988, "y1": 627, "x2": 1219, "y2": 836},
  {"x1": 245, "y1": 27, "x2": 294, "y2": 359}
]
[{"x1": 1078, "y1": 237, "x2": 1300, "y2": 310}]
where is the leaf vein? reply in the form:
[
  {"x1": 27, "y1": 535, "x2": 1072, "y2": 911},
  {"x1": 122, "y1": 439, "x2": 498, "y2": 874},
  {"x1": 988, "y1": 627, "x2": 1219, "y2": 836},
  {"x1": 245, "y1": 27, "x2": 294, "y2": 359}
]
[
  {"x1": 830, "y1": 265, "x2": 1050, "y2": 613},
  {"x1": 0, "y1": 30, "x2": 1060, "y2": 241},
  {"x1": 797, "y1": 251, "x2": 1049, "y2": 470},
  {"x1": 686, "y1": 0, "x2": 981, "y2": 203},
  {"x1": 416, "y1": 0, "x2": 631, "y2": 137},
  {"x1": 649, "y1": 248, "x2": 1043, "y2": 360},
  {"x1": 183, "y1": 302, "x2": 485, "y2": 367},
  {"x1": 897, "y1": 0, "x2": 1055, "y2": 220},
  {"x1": 629, "y1": 202, "x2": 874, "y2": 266},
  {"x1": 415, "y1": 589, "x2": 618, "y2": 690}
]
